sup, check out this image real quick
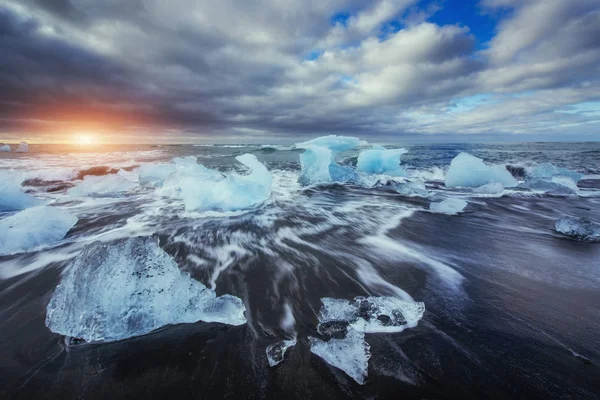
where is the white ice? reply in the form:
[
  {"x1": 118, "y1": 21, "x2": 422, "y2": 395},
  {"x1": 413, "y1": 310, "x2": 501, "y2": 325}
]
[
  {"x1": 296, "y1": 135, "x2": 365, "y2": 153},
  {"x1": 529, "y1": 163, "x2": 583, "y2": 182},
  {"x1": 555, "y1": 216, "x2": 600, "y2": 242},
  {"x1": 0, "y1": 144, "x2": 10, "y2": 152},
  {"x1": 518, "y1": 178, "x2": 577, "y2": 195},
  {"x1": 138, "y1": 163, "x2": 176, "y2": 186},
  {"x1": 266, "y1": 338, "x2": 297, "y2": 367},
  {"x1": 15, "y1": 141, "x2": 28, "y2": 153},
  {"x1": 0, "y1": 206, "x2": 77, "y2": 256},
  {"x1": 445, "y1": 153, "x2": 518, "y2": 188},
  {"x1": 45, "y1": 236, "x2": 247, "y2": 342},
  {"x1": 0, "y1": 180, "x2": 46, "y2": 211},
  {"x1": 430, "y1": 198, "x2": 468, "y2": 215},
  {"x1": 396, "y1": 181, "x2": 429, "y2": 197},
  {"x1": 296, "y1": 135, "x2": 361, "y2": 185},
  {"x1": 68, "y1": 172, "x2": 138, "y2": 197},
  {"x1": 356, "y1": 148, "x2": 407, "y2": 176},
  {"x1": 309, "y1": 329, "x2": 371, "y2": 385},
  {"x1": 473, "y1": 182, "x2": 505, "y2": 194}
]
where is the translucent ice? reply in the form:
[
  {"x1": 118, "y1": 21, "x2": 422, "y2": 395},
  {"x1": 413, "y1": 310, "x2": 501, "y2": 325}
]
[
  {"x1": 529, "y1": 163, "x2": 583, "y2": 182},
  {"x1": 309, "y1": 329, "x2": 371, "y2": 385},
  {"x1": 0, "y1": 144, "x2": 10, "y2": 152},
  {"x1": 15, "y1": 141, "x2": 28, "y2": 153},
  {"x1": 555, "y1": 217, "x2": 600, "y2": 242},
  {"x1": 178, "y1": 154, "x2": 272, "y2": 211},
  {"x1": 266, "y1": 338, "x2": 297, "y2": 367},
  {"x1": 473, "y1": 182, "x2": 505, "y2": 194},
  {"x1": 395, "y1": 181, "x2": 429, "y2": 197},
  {"x1": 356, "y1": 148, "x2": 407, "y2": 176},
  {"x1": 296, "y1": 135, "x2": 361, "y2": 185},
  {"x1": 138, "y1": 163, "x2": 175, "y2": 186},
  {"x1": 430, "y1": 198, "x2": 468, "y2": 215},
  {"x1": 445, "y1": 153, "x2": 518, "y2": 188},
  {"x1": 0, "y1": 206, "x2": 77, "y2": 255},
  {"x1": 68, "y1": 173, "x2": 137, "y2": 197},
  {"x1": 0, "y1": 181, "x2": 46, "y2": 211},
  {"x1": 518, "y1": 178, "x2": 577, "y2": 195},
  {"x1": 45, "y1": 236, "x2": 246, "y2": 342}
]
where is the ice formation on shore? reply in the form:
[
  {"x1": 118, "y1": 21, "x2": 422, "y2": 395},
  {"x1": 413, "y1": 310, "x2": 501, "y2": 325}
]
[
  {"x1": 356, "y1": 147, "x2": 407, "y2": 176},
  {"x1": 46, "y1": 236, "x2": 247, "y2": 342},
  {"x1": 0, "y1": 144, "x2": 10, "y2": 152},
  {"x1": 266, "y1": 338, "x2": 297, "y2": 367},
  {"x1": 68, "y1": 172, "x2": 137, "y2": 197},
  {"x1": 430, "y1": 198, "x2": 468, "y2": 214},
  {"x1": 445, "y1": 153, "x2": 517, "y2": 188},
  {"x1": 555, "y1": 217, "x2": 600, "y2": 242},
  {"x1": 15, "y1": 141, "x2": 28, "y2": 153},
  {"x1": 0, "y1": 206, "x2": 77, "y2": 255},
  {"x1": 0, "y1": 181, "x2": 46, "y2": 211}
]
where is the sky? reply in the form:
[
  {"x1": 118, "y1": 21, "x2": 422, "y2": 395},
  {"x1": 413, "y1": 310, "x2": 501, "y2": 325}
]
[{"x1": 0, "y1": 0, "x2": 599, "y2": 143}]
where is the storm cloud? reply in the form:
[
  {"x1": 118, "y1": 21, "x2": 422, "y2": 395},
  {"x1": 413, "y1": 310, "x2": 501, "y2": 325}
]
[{"x1": 1, "y1": 0, "x2": 599, "y2": 141}]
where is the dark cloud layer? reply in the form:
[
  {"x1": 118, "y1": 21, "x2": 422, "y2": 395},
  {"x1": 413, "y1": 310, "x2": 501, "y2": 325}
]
[{"x1": 0, "y1": 0, "x2": 599, "y2": 141}]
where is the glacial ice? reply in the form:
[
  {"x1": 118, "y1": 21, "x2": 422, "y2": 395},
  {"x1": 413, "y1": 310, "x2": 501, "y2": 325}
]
[
  {"x1": 309, "y1": 329, "x2": 371, "y2": 385},
  {"x1": 266, "y1": 338, "x2": 297, "y2": 367},
  {"x1": 555, "y1": 217, "x2": 600, "y2": 242},
  {"x1": 0, "y1": 206, "x2": 78, "y2": 256},
  {"x1": 356, "y1": 148, "x2": 408, "y2": 176},
  {"x1": 473, "y1": 182, "x2": 505, "y2": 194},
  {"x1": 0, "y1": 181, "x2": 46, "y2": 211},
  {"x1": 296, "y1": 135, "x2": 361, "y2": 185},
  {"x1": 68, "y1": 172, "x2": 138, "y2": 197},
  {"x1": 430, "y1": 198, "x2": 468, "y2": 215},
  {"x1": 45, "y1": 236, "x2": 247, "y2": 342},
  {"x1": 177, "y1": 154, "x2": 272, "y2": 211},
  {"x1": 518, "y1": 178, "x2": 577, "y2": 195},
  {"x1": 395, "y1": 181, "x2": 429, "y2": 197},
  {"x1": 138, "y1": 163, "x2": 176, "y2": 186},
  {"x1": 445, "y1": 153, "x2": 518, "y2": 188},
  {"x1": 15, "y1": 141, "x2": 28, "y2": 153},
  {"x1": 309, "y1": 296, "x2": 425, "y2": 384},
  {"x1": 0, "y1": 144, "x2": 10, "y2": 152},
  {"x1": 529, "y1": 163, "x2": 583, "y2": 182}
]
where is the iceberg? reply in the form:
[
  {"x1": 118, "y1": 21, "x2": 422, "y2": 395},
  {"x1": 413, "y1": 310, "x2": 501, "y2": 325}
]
[
  {"x1": 296, "y1": 135, "x2": 362, "y2": 185},
  {"x1": 138, "y1": 163, "x2": 176, "y2": 186},
  {"x1": 555, "y1": 217, "x2": 600, "y2": 242},
  {"x1": 177, "y1": 154, "x2": 272, "y2": 211},
  {"x1": 15, "y1": 141, "x2": 28, "y2": 153},
  {"x1": 430, "y1": 198, "x2": 468, "y2": 215},
  {"x1": 356, "y1": 148, "x2": 408, "y2": 176},
  {"x1": 445, "y1": 153, "x2": 518, "y2": 188},
  {"x1": 309, "y1": 329, "x2": 370, "y2": 385},
  {"x1": 0, "y1": 144, "x2": 10, "y2": 152},
  {"x1": 529, "y1": 163, "x2": 583, "y2": 182},
  {"x1": 0, "y1": 181, "x2": 46, "y2": 211},
  {"x1": 518, "y1": 178, "x2": 577, "y2": 195},
  {"x1": 0, "y1": 206, "x2": 77, "y2": 256},
  {"x1": 266, "y1": 338, "x2": 297, "y2": 367},
  {"x1": 68, "y1": 173, "x2": 137, "y2": 197},
  {"x1": 45, "y1": 236, "x2": 246, "y2": 342}
]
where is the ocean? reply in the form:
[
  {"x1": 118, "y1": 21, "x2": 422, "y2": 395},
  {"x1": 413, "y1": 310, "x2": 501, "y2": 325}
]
[{"x1": 1, "y1": 141, "x2": 599, "y2": 399}]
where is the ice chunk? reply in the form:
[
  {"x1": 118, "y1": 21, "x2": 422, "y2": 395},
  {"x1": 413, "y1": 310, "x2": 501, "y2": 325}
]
[
  {"x1": 309, "y1": 329, "x2": 371, "y2": 385},
  {"x1": 473, "y1": 182, "x2": 505, "y2": 194},
  {"x1": 356, "y1": 148, "x2": 407, "y2": 176},
  {"x1": 15, "y1": 141, "x2": 28, "y2": 153},
  {"x1": 0, "y1": 181, "x2": 46, "y2": 211},
  {"x1": 395, "y1": 181, "x2": 429, "y2": 197},
  {"x1": 551, "y1": 176, "x2": 579, "y2": 191},
  {"x1": 266, "y1": 338, "x2": 297, "y2": 367},
  {"x1": 0, "y1": 206, "x2": 77, "y2": 256},
  {"x1": 296, "y1": 136, "x2": 361, "y2": 185},
  {"x1": 45, "y1": 236, "x2": 246, "y2": 342},
  {"x1": 445, "y1": 153, "x2": 518, "y2": 188},
  {"x1": 430, "y1": 198, "x2": 468, "y2": 215},
  {"x1": 68, "y1": 173, "x2": 137, "y2": 197},
  {"x1": 138, "y1": 163, "x2": 176, "y2": 186},
  {"x1": 518, "y1": 178, "x2": 577, "y2": 195},
  {"x1": 296, "y1": 135, "x2": 364, "y2": 152},
  {"x1": 529, "y1": 163, "x2": 583, "y2": 182},
  {"x1": 0, "y1": 144, "x2": 10, "y2": 152},
  {"x1": 178, "y1": 154, "x2": 272, "y2": 211},
  {"x1": 555, "y1": 217, "x2": 600, "y2": 242}
]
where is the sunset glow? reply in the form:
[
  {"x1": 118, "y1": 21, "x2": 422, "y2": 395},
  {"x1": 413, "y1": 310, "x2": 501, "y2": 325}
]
[{"x1": 73, "y1": 133, "x2": 99, "y2": 146}]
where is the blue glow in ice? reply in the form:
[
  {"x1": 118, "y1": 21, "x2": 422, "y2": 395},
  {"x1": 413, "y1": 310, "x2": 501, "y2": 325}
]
[
  {"x1": 356, "y1": 148, "x2": 407, "y2": 176},
  {"x1": 445, "y1": 153, "x2": 518, "y2": 188}
]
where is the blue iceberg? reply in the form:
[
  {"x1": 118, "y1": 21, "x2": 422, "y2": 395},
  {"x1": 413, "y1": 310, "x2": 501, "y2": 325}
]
[
  {"x1": 46, "y1": 236, "x2": 246, "y2": 342},
  {"x1": 296, "y1": 135, "x2": 362, "y2": 185},
  {"x1": 356, "y1": 148, "x2": 407, "y2": 176},
  {"x1": 555, "y1": 217, "x2": 600, "y2": 242},
  {"x1": 529, "y1": 163, "x2": 583, "y2": 182},
  {"x1": 0, "y1": 181, "x2": 46, "y2": 211},
  {"x1": 445, "y1": 153, "x2": 518, "y2": 188},
  {"x1": 0, "y1": 144, "x2": 10, "y2": 152},
  {"x1": 430, "y1": 198, "x2": 468, "y2": 215}
]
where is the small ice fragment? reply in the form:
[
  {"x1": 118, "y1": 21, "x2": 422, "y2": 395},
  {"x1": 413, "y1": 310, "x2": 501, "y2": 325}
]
[
  {"x1": 519, "y1": 178, "x2": 577, "y2": 195},
  {"x1": 0, "y1": 144, "x2": 10, "y2": 152},
  {"x1": 555, "y1": 217, "x2": 600, "y2": 242},
  {"x1": 309, "y1": 329, "x2": 371, "y2": 385},
  {"x1": 45, "y1": 236, "x2": 246, "y2": 342},
  {"x1": 356, "y1": 148, "x2": 407, "y2": 176},
  {"x1": 473, "y1": 182, "x2": 504, "y2": 194},
  {"x1": 430, "y1": 198, "x2": 468, "y2": 215},
  {"x1": 551, "y1": 176, "x2": 579, "y2": 192},
  {"x1": 0, "y1": 180, "x2": 46, "y2": 211},
  {"x1": 529, "y1": 163, "x2": 583, "y2": 182},
  {"x1": 266, "y1": 338, "x2": 297, "y2": 367},
  {"x1": 396, "y1": 181, "x2": 429, "y2": 197},
  {"x1": 445, "y1": 153, "x2": 517, "y2": 188},
  {"x1": 0, "y1": 206, "x2": 77, "y2": 255},
  {"x1": 68, "y1": 174, "x2": 137, "y2": 197},
  {"x1": 15, "y1": 141, "x2": 28, "y2": 153}
]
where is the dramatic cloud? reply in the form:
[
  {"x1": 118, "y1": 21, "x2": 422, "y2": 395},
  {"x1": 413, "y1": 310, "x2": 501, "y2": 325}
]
[{"x1": 0, "y1": 0, "x2": 599, "y2": 141}]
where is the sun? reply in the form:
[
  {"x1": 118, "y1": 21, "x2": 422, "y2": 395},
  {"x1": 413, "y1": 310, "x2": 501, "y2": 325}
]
[{"x1": 73, "y1": 133, "x2": 99, "y2": 146}]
